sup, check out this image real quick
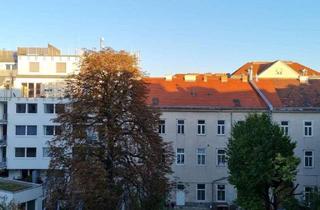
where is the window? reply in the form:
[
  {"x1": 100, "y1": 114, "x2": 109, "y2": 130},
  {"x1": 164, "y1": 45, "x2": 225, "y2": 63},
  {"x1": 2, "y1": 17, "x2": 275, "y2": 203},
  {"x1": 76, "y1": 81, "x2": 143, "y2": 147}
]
[
  {"x1": 55, "y1": 104, "x2": 65, "y2": 114},
  {"x1": 15, "y1": 148, "x2": 25, "y2": 157},
  {"x1": 217, "y1": 120, "x2": 225, "y2": 135},
  {"x1": 43, "y1": 147, "x2": 51, "y2": 157},
  {"x1": 197, "y1": 184, "x2": 206, "y2": 201},
  {"x1": 16, "y1": 103, "x2": 37, "y2": 113},
  {"x1": 5, "y1": 64, "x2": 11, "y2": 70},
  {"x1": 304, "y1": 121, "x2": 313, "y2": 137},
  {"x1": 16, "y1": 126, "x2": 26, "y2": 135},
  {"x1": 197, "y1": 120, "x2": 205, "y2": 135},
  {"x1": 16, "y1": 125, "x2": 37, "y2": 136},
  {"x1": 26, "y1": 148, "x2": 37, "y2": 157},
  {"x1": 16, "y1": 104, "x2": 26, "y2": 113},
  {"x1": 15, "y1": 147, "x2": 37, "y2": 158},
  {"x1": 44, "y1": 125, "x2": 61, "y2": 136},
  {"x1": 56, "y1": 62, "x2": 66, "y2": 73},
  {"x1": 217, "y1": 149, "x2": 226, "y2": 166},
  {"x1": 176, "y1": 148, "x2": 185, "y2": 165},
  {"x1": 44, "y1": 104, "x2": 54, "y2": 113},
  {"x1": 280, "y1": 121, "x2": 289, "y2": 135},
  {"x1": 27, "y1": 103, "x2": 37, "y2": 113},
  {"x1": 304, "y1": 186, "x2": 315, "y2": 205},
  {"x1": 216, "y1": 184, "x2": 226, "y2": 201},
  {"x1": 197, "y1": 148, "x2": 206, "y2": 165},
  {"x1": 27, "y1": 126, "x2": 37, "y2": 135},
  {"x1": 159, "y1": 120, "x2": 165, "y2": 134},
  {"x1": 21, "y1": 83, "x2": 42, "y2": 97},
  {"x1": 304, "y1": 151, "x2": 314, "y2": 168},
  {"x1": 177, "y1": 120, "x2": 185, "y2": 134},
  {"x1": 29, "y1": 62, "x2": 39, "y2": 72},
  {"x1": 44, "y1": 126, "x2": 54, "y2": 135}
]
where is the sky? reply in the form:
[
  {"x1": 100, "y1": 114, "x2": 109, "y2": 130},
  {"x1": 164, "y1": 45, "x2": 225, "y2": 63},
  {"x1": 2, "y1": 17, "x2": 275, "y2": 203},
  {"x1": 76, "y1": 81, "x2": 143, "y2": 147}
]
[{"x1": 0, "y1": 0, "x2": 320, "y2": 76}]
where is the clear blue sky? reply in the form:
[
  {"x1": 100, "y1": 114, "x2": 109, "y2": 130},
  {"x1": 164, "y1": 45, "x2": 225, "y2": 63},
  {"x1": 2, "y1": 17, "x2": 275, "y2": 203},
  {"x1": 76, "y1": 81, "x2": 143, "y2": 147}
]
[{"x1": 1, "y1": 0, "x2": 319, "y2": 76}]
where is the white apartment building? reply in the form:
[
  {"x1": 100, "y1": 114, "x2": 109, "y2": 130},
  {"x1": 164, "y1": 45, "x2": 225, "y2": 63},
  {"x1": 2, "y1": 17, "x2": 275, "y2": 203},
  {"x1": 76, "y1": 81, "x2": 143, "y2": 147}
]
[{"x1": 0, "y1": 45, "x2": 319, "y2": 209}]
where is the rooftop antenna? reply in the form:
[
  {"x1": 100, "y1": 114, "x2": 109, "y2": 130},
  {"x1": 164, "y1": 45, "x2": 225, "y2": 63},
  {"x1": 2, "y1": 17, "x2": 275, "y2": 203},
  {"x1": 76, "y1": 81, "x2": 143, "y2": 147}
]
[{"x1": 100, "y1": 37, "x2": 105, "y2": 50}]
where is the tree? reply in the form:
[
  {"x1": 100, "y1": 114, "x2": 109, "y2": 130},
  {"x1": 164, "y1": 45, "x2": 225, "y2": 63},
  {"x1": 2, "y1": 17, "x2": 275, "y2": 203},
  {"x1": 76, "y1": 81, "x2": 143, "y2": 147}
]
[
  {"x1": 227, "y1": 113, "x2": 300, "y2": 210},
  {"x1": 46, "y1": 49, "x2": 173, "y2": 210}
]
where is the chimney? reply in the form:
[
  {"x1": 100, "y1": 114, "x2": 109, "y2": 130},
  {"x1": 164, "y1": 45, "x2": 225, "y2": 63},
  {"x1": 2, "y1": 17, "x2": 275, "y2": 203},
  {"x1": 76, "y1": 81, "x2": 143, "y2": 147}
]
[
  {"x1": 184, "y1": 74, "x2": 197, "y2": 82},
  {"x1": 241, "y1": 74, "x2": 248, "y2": 82},
  {"x1": 220, "y1": 74, "x2": 228, "y2": 83},
  {"x1": 248, "y1": 65, "x2": 253, "y2": 81},
  {"x1": 299, "y1": 75, "x2": 309, "y2": 84},
  {"x1": 165, "y1": 75, "x2": 173, "y2": 81}
]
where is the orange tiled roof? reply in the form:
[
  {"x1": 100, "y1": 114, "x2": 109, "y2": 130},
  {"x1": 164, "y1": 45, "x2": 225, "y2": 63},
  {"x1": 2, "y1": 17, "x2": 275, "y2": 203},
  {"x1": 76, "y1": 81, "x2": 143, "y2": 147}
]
[
  {"x1": 255, "y1": 79, "x2": 320, "y2": 108},
  {"x1": 144, "y1": 74, "x2": 266, "y2": 109},
  {"x1": 232, "y1": 61, "x2": 320, "y2": 77}
]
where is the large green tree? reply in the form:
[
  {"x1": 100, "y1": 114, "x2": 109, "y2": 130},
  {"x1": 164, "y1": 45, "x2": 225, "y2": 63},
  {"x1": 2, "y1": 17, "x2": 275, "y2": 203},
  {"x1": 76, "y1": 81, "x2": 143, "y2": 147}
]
[
  {"x1": 46, "y1": 49, "x2": 173, "y2": 210},
  {"x1": 227, "y1": 113, "x2": 300, "y2": 210}
]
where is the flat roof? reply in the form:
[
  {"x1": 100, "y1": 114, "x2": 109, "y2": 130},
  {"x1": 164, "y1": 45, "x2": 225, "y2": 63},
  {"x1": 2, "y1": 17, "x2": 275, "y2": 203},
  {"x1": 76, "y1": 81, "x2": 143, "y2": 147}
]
[{"x1": 0, "y1": 179, "x2": 33, "y2": 192}]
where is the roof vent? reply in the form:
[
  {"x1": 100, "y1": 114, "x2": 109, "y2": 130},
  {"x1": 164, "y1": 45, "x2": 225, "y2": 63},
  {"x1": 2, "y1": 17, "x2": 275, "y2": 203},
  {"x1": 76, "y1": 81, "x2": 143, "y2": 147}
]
[
  {"x1": 152, "y1": 97, "x2": 159, "y2": 105},
  {"x1": 233, "y1": 98, "x2": 241, "y2": 107}
]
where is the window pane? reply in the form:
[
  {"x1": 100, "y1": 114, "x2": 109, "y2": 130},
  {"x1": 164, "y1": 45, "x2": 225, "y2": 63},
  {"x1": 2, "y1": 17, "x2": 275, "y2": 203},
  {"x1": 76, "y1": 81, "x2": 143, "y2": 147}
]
[
  {"x1": 16, "y1": 126, "x2": 26, "y2": 135},
  {"x1": 27, "y1": 126, "x2": 37, "y2": 135},
  {"x1": 15, "y1": 148, "x2": 25, "y2": 157},
  {"x1": 26, "y1": 148, "x2": 36, "y2": 157},
  {"x1": 28, "y1": 83, "x2": 34, "y2": 98},
  {"x1": 56, "y1": 62, "x2": 66, "y2": 73},
  {"x1": 16, "y1": 104, "x2": 26, "y2": 113},
  {"x1": 44, "y1": 104, "x2": 54, "y2": 113},
  {"x1": 27, "y1": 104, "x2": 37, "y2": 113},
  {"x1": 44, "y1": 126, "x2": 54, "y2": 135},
  {"x1": 43, "y1": 147, "x2": 51, "y2": 157}
]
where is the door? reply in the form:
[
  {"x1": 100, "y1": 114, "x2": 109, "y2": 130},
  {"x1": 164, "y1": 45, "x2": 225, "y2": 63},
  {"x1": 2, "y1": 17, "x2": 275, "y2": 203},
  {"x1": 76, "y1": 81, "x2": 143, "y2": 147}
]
[{"x1": 176, "y1": 190, "x2": 185, "y2": 206}]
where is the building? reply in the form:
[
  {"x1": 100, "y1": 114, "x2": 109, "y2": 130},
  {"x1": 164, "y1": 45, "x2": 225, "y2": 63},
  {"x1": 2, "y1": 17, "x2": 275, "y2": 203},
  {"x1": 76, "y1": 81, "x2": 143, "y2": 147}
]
[
  {"x1": 0, "y1": 44, "x2": 319, "y2": 209},
  {"x1": 146, "y1": 60, "x2": 320, "y2": 208}
]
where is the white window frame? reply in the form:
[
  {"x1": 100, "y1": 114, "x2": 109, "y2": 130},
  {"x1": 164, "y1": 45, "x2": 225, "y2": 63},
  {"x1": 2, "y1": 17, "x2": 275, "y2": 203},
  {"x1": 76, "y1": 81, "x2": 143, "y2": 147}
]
[
  {"x1": 216, "y1": 148, "x2": 227, "y2": 167},
  {"x1": 197, "y1": 148, "x2": 206, "y2": 165},
  {"x1": 15, "y1": 125, "x2": 37, "y2": 136},
  {"x1": 177, "y1": 119, "x2": 185, "y2": 135},
  {"x1": 217, "y1": 120, "x2": 225, "y2": 135},
  {"x1": 158, "y1": 119, "x2": 166, "y2": 134},
  {"x1": 304, "y1": 150, "x2": 314, "y2": 168},
  {"x1": 303, "y1": 120, "x2": 313, "y2": 137},
  {"x1": 280, "y1": 121, "x2": 289, "y2": 136},
  {"x1": 176, "y1": 148, "x2": 185, "y2": 165},
  {"x1": 197, "y1": 120, "x2": 206, "y2": 135},
  {"x1": 197, "y1": 184, "x2": 206, "y2": 201},
  {"x1": 216, "y1": 184, "x2": 226, "y2": 202}
]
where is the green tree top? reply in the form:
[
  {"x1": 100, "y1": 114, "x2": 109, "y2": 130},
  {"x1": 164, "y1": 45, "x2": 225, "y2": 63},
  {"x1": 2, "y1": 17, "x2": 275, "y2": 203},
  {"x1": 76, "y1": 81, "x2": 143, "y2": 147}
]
[{"x1": 227, "y1": 113, "x2": 300, "y2": 210}]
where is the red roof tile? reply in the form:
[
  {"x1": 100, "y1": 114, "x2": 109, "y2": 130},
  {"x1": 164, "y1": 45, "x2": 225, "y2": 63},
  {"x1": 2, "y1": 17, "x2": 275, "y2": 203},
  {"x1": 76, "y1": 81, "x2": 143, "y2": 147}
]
[
  {"x1": 255, "y1": 79, "x2": 320, "y2": 108},
  {"x1": 144, "y1": 74, "x2": 266, "y2": 109},
  {"x1": 232, "y1": 61, "x2": 320, "y2": 77}
]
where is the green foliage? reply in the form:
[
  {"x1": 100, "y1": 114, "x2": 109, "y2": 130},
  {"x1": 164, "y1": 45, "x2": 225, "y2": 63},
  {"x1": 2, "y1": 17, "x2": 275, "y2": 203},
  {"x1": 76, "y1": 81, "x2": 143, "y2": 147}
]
[{"x1": 227, "y1": 113, "x2": 300, "y2": 210}]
